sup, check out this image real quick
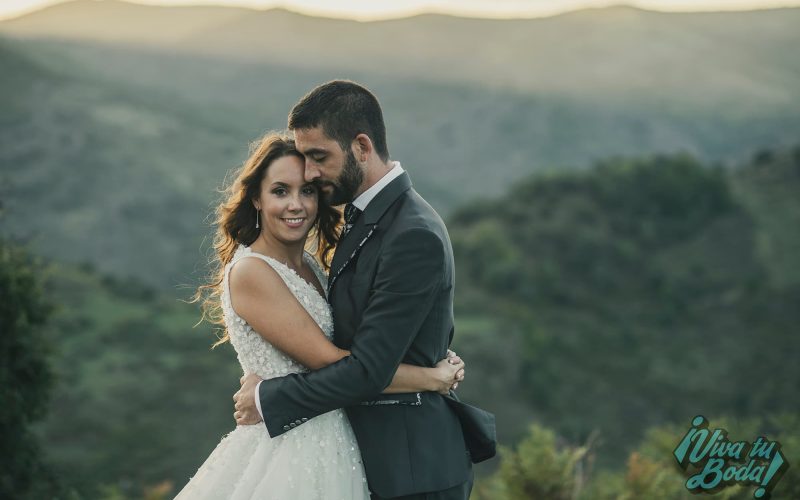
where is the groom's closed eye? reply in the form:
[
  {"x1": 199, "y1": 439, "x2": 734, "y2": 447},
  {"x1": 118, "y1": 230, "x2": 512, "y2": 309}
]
[{"x1": 302, "y1": 148, "x2": 327, "y2": 162}]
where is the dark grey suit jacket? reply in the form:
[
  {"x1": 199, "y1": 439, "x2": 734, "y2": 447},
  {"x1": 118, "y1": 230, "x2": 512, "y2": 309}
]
[{"x1": 258, "y1": 171, "x2": 471, "y2": 498}]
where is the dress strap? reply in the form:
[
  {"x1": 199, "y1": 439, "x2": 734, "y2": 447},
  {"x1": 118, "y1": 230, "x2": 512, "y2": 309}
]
[
  {"x1": 227, "y1": 246, "x2": 296, "y2": 284},
  {"x1": 222, "y1": 246, "x2": 294, "y2": 314},
  {"x1": 225, "y1": 246, "x2": 326, "y2": 301}
]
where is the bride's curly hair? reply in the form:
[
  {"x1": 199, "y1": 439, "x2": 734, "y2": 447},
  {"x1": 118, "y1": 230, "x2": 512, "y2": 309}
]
[{"x1": 193, "y1": 132, "x2": 341, "y2": 347}]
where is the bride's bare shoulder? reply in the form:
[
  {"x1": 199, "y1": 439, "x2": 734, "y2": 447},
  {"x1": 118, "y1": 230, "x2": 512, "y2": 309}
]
[{"x1": 228, "y1": 256, "x2": 284, "y2": 296}]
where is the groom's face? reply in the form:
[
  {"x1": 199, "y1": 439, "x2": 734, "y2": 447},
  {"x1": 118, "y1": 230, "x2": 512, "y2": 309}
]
[{"x1": 295, "y1": 126, "x2": 363, "y2": 206}]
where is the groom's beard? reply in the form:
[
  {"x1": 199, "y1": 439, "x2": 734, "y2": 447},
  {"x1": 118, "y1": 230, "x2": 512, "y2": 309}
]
[{"x1": 325, "y1": 149, "x2": 363, "y2": 206}]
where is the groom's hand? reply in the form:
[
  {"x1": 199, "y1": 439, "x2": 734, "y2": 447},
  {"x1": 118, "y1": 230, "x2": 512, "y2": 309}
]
[{"x1": 233, "y1": 373, "x2": 264, "y2": 425}]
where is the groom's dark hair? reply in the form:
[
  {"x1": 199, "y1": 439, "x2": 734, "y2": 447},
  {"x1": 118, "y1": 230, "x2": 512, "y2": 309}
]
[{"x1": 288, "y1": 80, "x2": 390, "y2": 162}]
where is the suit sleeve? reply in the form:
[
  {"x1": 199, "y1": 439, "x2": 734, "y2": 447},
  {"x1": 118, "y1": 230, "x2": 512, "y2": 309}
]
[{"x1": 258, "y1": 227, "x2": 444, "y2": 437}]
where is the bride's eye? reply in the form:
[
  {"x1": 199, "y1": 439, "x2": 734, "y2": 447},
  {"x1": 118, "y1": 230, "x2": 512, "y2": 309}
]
[
  {"x1": 272, "y1": 187, "x2": 287, "y2": 196},
  {"x1": 302, "y1": 185, "x2": 317, "y2": 196}
]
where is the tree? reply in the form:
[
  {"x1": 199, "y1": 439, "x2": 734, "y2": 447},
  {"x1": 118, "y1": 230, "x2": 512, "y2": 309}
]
[
  {"x1": 0, "y1": 240, "x2": 57, "y2": 498},
  {"x1": 474, "y1": 423, "x2": 592, "y2": 500}
]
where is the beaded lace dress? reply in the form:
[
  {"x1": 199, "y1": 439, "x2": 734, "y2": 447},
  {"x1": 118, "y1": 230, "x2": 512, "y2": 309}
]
[{"x1": 174, "y1": 245, "x2": 370, "y2": 499}]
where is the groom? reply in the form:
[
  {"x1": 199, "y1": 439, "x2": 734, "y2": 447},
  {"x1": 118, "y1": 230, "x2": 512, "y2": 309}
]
[{"x1": 234, "y1": 80, "x2": 473, "y2": 499}]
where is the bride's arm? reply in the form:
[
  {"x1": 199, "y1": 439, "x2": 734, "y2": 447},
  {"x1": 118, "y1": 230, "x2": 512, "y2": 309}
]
[
  {"x1": 336, "y1": 350, "x2": 464, "y2": 395},
  {"x1": 384, "y1": 357, "x2": 463, "y2": 394},
  {"x1": 230, "y1": 258, "x2": 463, "y2": 393},
  {"x1": 230, "y1": 258, "x2": 349, "y2": 370}
]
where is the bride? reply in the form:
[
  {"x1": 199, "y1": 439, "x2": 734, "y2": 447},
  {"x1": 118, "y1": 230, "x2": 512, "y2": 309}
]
[{"x1": 176, "y1": 133, "x2": 464, "y2": 499}]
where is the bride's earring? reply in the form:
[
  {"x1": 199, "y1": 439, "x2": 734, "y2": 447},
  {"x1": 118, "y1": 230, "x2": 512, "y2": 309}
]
[{"x1": 256, "y1": 208, "x2": 260, "y2": 229}]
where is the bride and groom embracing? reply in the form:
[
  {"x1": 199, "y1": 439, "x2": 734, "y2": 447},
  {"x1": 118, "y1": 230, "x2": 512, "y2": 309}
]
[{"x1": 178, "y1": 80, "x2": 495, "y2": 500}]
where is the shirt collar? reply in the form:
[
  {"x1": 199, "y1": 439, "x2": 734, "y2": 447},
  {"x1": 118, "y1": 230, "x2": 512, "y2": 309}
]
[{"x1": 351, "y1": 161, "x2": 404, "y2": 211}]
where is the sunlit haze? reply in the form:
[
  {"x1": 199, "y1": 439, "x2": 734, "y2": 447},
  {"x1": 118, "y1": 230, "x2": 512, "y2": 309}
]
[{"x1": 1, "y1": 0, "x2": 799, "y2": 21}]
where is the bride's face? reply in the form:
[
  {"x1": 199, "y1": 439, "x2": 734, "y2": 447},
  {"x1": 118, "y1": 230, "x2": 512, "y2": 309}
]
[{"x1": 255, "y1": 155, "x2": 318, "y2": 245}]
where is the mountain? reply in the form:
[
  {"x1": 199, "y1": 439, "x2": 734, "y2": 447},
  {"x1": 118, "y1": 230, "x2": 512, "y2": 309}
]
[
  {"x1": 2, "y1": 31, "x2": 799, "y2": 289},
  {"x1": 0, "y1": 0, "x2": 250, "y2": 44},
  {"x1": 2, "y1": 3, "x2": 799, "y2": 288},
  {"x1": 2, "y1": 1, "x2": 799, "y2": 109},
  {"x1": 0, "y1": 37, "x2": 243, "y2": 289}
]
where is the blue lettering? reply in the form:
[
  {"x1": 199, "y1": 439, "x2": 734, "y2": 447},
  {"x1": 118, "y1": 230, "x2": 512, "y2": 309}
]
[{"x1": 686, "y1": 458, "x2": 725, "y2": 491}]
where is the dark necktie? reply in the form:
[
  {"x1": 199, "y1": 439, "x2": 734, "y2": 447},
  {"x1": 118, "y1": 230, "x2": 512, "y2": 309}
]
[{"x1": 342, "y1": 203, "x2": 362, "y2": 237}]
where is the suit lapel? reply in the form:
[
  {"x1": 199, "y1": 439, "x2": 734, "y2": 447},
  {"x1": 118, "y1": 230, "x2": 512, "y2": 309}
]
[
  {"x1": 327, "y1": 220, "x2": 376, "y2": 296},
  {"x1": 327, "y1": 172, "x2": 413, "y2": 296}
]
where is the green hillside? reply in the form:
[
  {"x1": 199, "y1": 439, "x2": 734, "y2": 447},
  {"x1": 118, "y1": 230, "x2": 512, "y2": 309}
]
[
  {"x1": 730, "y1": 148, "x2": 800, "y2": 289},
  {"x1": 32, "y1": 260, "x2": 241, "y2": 498},
  {"x1": 449, "y1": 146, "x2": 800, "y2": 465}
]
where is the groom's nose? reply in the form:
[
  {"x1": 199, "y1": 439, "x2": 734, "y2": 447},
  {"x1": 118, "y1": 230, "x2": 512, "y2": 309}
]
[{"x1": 304, "y1": 160, "x2": 321, "y2": 182}]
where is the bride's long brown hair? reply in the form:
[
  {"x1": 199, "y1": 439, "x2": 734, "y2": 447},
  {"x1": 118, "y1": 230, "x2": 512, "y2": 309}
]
[{"x1": 194, "y1": 133, "x2": 340, "y2": 347}]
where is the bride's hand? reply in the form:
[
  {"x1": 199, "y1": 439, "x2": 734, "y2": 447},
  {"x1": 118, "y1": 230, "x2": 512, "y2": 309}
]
[
  {"x1": 234, "y1": 373, "x2": 264, "y2": 425},
  {"x1": 431, "y1": 352, "x2": 465, "y2": 395}
]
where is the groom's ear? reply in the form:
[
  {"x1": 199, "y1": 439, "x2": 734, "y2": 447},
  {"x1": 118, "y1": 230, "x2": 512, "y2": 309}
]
[{"x1": 353, "y1": 134, "x2": 373, "y2": 162}]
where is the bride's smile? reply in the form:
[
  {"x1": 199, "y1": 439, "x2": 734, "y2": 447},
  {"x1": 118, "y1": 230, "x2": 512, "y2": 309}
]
[{"x1": 281, "y1": 217, "x2": 306, "y2": 228}]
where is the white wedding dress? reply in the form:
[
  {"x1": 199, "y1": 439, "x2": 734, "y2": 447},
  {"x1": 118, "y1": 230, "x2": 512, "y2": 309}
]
[{"x1": 175, "y1": 245, "x2": 370, "y2": 499}]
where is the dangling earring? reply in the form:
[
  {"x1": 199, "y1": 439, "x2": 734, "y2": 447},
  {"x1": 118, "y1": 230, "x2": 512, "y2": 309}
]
[{"x1": 255, "y1": 208, "x2": 260, "y2": 229}]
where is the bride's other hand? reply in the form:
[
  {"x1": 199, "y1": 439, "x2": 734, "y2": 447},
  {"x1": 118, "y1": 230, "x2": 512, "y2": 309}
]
[
  {"x1": 233, "y1": 373, "x2": 264, "y2": 425},
  {"x1": 447, "y1": 349, "x2": 465, "y2": 392},
  {"x1": 432, "y1": 355, "x2": 465, "y2": 395}
]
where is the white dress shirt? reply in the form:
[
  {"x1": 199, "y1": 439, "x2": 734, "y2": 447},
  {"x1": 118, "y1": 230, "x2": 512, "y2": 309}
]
[
  {"x1": 254, "y1": 161, "x2": 405, "y2": 421},
  {"x1": 351, "y1": 161, "x2": 405, "y2": 211}
]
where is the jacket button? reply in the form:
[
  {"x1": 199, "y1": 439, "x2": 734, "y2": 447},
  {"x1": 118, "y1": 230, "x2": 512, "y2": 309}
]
[
  {"x1": 289, "y1": 422, "x2": 297, "y2": 428},
  {"x1": 301, "y1": 418, "x2": 308, "y2": 422},
  {"x1": 283, "y1": 425, "x2": 290, "y2": 431}
]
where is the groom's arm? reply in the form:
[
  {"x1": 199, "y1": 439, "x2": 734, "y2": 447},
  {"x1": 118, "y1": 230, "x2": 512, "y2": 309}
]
[{"x1": 258, "y1": 227, "x2": 445, "y2": 438}]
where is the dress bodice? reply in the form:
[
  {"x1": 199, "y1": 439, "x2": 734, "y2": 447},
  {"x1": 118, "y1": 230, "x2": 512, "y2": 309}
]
[{"x1": 221, "y1": 245, "x2": 332, "y2": 380}]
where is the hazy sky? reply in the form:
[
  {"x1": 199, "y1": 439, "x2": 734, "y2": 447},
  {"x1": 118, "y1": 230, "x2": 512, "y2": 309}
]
[{"x1": 2, "y1": 0, "x2": 799, "y2": 21}]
